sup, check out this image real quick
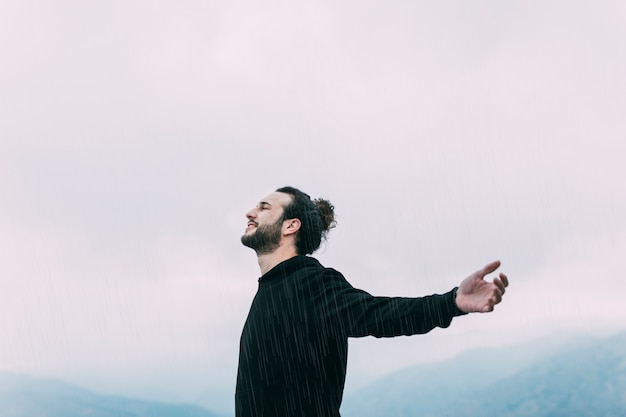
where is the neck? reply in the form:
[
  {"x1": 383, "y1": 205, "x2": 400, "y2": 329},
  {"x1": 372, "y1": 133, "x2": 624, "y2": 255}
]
[{"x1": 256, "y1": 244, "x2": 299, "y2": 275}]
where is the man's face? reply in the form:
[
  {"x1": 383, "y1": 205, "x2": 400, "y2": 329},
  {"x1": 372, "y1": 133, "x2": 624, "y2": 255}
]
[{"x1": 241, "y1": 192, "x2": 292, "y2": 255}]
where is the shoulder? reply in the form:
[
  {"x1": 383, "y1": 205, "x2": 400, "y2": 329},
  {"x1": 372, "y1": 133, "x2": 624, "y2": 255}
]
[
  {"x1": 291, "y1": 258, "x2": 347, "y2": 288},
  {"x1": 303, "y1": 257, "x2": 344, "y2": 279},
  {"x1": 315, "y1": 266, "x2": 355, "y2": 295}
]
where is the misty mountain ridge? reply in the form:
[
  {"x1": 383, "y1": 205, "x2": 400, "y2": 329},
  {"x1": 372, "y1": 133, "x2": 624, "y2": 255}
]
[
  {"x1": 1, "y1": 331, "x2": 624, "y2": 417},
  {"x1": 340, "y1": 331, "x2": 626, "y2": 417},
  {"x1": 0, "y1": 373, "x2": 227, "y2": 417}
]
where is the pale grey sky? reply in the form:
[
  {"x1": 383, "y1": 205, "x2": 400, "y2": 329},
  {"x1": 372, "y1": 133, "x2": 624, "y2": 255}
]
[{"x1": 1, "y1": 0, "x2": 625, "y2": 413}]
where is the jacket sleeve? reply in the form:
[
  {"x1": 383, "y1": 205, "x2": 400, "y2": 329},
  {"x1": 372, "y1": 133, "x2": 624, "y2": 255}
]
[{"x1": 314, "y1": 268, "x2": 467, "y2": 338}]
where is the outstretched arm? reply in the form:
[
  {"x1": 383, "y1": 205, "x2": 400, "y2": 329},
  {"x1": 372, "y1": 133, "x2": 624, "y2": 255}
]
[
  {"x1": 455, "y1": 260, "x2": 509, "y2": 313},
  {"x1": 316, "y1": 269, "x2": 466, "y2": 338}
]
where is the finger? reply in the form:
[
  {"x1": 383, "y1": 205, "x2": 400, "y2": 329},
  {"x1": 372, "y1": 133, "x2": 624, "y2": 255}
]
[
  {"x1": 493, "y1": 277, "x2": 506, "y2": 295},
  {"x1": 478, "y1": 260, "x2": 501, "y2": 277},
  {"x1": 499, "y1": 272, "x2": 509, "y2": 288},
  {"x1": 494, "y1": 288, "x2": 503, "y2": 304}
]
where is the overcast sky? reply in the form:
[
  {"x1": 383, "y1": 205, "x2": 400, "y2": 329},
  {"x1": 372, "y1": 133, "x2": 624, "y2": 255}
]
[{"x1": 1, "y1": 0, "x2": 625, "y2": 413}]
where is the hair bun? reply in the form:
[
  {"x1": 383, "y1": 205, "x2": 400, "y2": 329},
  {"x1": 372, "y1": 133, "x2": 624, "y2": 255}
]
[{"x1": 314, "y1": 198, "x2": 337, "y2": 234}]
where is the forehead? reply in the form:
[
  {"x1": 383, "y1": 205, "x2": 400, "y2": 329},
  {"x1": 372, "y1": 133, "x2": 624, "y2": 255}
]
[{"x1": 258, "y1": 191, "x2": 292, "y2": 209}]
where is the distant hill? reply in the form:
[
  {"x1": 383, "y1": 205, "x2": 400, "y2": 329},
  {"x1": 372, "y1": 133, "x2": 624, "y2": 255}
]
[
  {"x1": 0, "y1": 373, "x2": 227, "y2": 417},
  {"x1": 2, "y1": 332, "x2": 624, "y2": 417},
  {"x1": 341, "y1": 331, "x2": 626, "y2": 417}
]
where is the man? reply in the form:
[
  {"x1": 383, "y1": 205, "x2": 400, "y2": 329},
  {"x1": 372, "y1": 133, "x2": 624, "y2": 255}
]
[{"x1": 235, "y1": 186, "x2": 508, "y2": 417}]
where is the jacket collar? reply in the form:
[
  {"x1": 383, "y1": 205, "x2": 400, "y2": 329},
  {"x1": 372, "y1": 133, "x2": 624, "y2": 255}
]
[{"x1": 258, "y1": 255, "x2": 320, "y2": 283}]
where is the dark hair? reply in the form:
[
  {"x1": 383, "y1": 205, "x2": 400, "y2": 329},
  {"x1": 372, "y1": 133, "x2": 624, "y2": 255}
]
[{"x1": 276, "y1": 186, "x2": 336, "y2": 255}]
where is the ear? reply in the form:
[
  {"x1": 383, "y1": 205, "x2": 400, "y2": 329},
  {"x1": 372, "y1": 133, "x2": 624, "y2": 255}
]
[{"x1": 283, "y1": 218, "x2": 301, "y2": 236}]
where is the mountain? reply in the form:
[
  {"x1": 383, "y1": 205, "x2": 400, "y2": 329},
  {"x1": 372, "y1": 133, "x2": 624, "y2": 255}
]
[
  {"x1": 340, "y1": 332, "x2": 626, "y2": 417},
  {"x1": 2, "y1": 332, "x2": 624, "y2": 417},
  {"x1": 0, "y1": 373, "x2": 227, "y2": 417}
]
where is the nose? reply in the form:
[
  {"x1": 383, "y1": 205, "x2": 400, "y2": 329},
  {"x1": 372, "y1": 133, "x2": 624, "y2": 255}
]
[{"x1": 246, "y1": 209, "x2": 256, "y2": 220}]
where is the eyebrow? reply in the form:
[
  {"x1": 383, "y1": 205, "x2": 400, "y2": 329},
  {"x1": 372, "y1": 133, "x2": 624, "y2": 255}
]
[{"x1": 258, "y1": 201, "x2": 272, "y2": 207}]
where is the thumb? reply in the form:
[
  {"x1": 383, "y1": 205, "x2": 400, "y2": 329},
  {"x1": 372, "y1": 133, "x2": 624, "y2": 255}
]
[{"x1": 477, "y1": 260, "x2": 501, "y2": 278}]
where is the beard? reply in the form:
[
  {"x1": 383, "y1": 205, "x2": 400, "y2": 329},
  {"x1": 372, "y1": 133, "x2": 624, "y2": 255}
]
[{"x1": 241, "y1": 219, "x2": 282, "y2": 255}]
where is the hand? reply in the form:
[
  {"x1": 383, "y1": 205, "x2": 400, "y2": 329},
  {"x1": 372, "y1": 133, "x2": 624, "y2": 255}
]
[{"x1": 455, "y1": 260, "x2": 509, "y2": 313}]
